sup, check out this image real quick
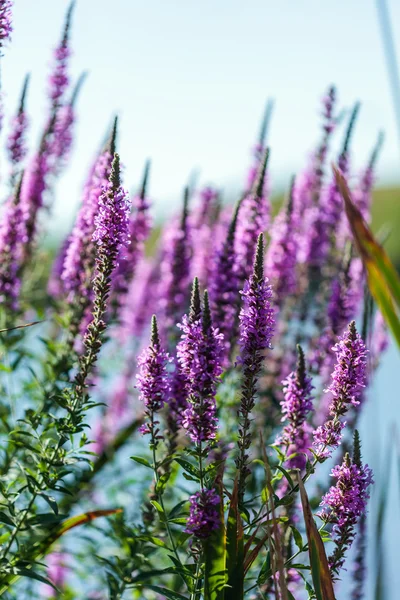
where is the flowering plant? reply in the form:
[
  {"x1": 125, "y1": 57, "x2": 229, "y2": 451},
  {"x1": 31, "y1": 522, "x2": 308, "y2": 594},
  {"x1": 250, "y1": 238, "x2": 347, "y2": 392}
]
[{"x1": 0, "y1": 2, "x2": 394, "y2": 599}]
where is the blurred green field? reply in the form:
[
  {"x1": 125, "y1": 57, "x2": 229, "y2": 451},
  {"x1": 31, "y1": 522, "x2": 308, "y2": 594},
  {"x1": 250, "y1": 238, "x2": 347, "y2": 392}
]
[{"x1": 371, "y1": 186, "x2": 400, "y2": 265}]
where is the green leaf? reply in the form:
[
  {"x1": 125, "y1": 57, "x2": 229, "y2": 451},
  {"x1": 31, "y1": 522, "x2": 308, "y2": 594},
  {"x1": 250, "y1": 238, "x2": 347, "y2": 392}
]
[
  {"x1": 40, "y1": 494, "x2": 59, "y2": 515},
  {"x1": 225, "y1": 478, "x2": 244, "y2": 600},
  {"x1": 0, "y1": 512, "x2": 14, "y2": 527},
  {"x1": 257, "y1": 552, "x2": 271, "y2": 585},
  {"x1": 139, "y1": 585, "x2": 188, "y2": 600},
  {"x1": 297, "y1": 474, "x2": 335, "y2": 600},
  {"x1": 150, "y1": 500, "x2": 164, "y2": 515},
  {"x1": 155, "y1": 472, "x2": 171, "y2": 494},
  {"x1": 290, "y1": 526, "x2": 305, "y2": 552},
  {"x1": 335, "y1": 166, "x2": 400, "y2": 349},
  {"x1": 14, "y1": 567, "x2": 58, "y2": 590},
  {"x1": 130, "y1": 455, "x2": 152, "y2": 468},
  {"x1": 175, "y1": 458, "x2": 200, "y2": 479},
  {"x1": 204, "y1": 474, "x2": 227, "y2": 600}
]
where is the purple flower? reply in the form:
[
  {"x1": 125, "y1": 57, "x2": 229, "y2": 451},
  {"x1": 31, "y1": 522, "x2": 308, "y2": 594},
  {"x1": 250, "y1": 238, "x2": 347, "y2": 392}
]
[
  {"x1": 238, "y1": 235, "x2": 274, "y2": 370},
  {"x1": 278, "y1": 345, "x2": 313, "y2": 469},
  {"x1": 0, "y1": 182, "x2": 25, "y2": 310},
  {"x1": 236, "y1": 234, "x2": 274, "y2": 502},
  {"x1": 266, "y1": 179, "x2": 298, "y2": 301},
  {"x1": 48, "y1": 4, "x2": 73, "y2": 107},
  {"x1": 47, "y1": 235, "x2": 70, "y2": 298},
  {"x1": 311, "y1": 256, "x2": 364, "y2": 389},
  {"x1": 159, "y1": 189, "x2": 192, "y2": 334},
  {"x1": 7, "y1": 76, "x2": 30, "y2": 169},
  {"x1": 185, "y1": 488, "x2": 220, "y2": 540},
  {"x1": 209, "y1": 202, "x2": 241, "y2": 364},
  {"x1": 42, "y1": 552, "x2": 68, "y2": 598},
  {"x1": 62, "y1": 150, "x2": 113, "y2": 301},
  {"x1": 136, "y1": 315, "x2": 171, "y2": 439},
  {"x1": 245, "y1": 99, "x2": 273, "y2": 193},
  {"x1": 168, "y1": 358, "x2": 189, "y2": 428},
  {"x1": 353, "y1": 133, "x2": 383, "y2": 221},
  {"x1": 93, "y1": 185, "x2": 130, "y2": 254},
  {"x1": 20, "y1": 151, "x2": 50, "y2": 248},
  {"x1": 306, "y1": 104, "x2": 359, "y2": 266},
  {"x1": 0, "y1": 0, "x2": 12, "y2": 52},
  {"x1": 372, "y1": 310, "x2": 389, "y2": 359},
  {"x1": 113, "y1": 164, "x2": 151, "y2": 302},
  {"x1": 293, "y1": 87, "x2": 337, "y2": 264},
  {"x1": 7, "y1": 112, "x2": 29, "y2": 166},
  {"x1": 235, "y1": 148, "x2": 270, "y2": 284},
  {"x1": 119, "y1": 258, "x2": 155, "y2": 341},
  {"x1": 319, "y1": 433, "x2": 373, "y2": 575},
  {"x1": 178, "y1": 284, "x2": 224, "y2": 443},
  {"x1": 313, "y1": 321, "x2": 368, "y2": 460},
  {"x1": 52, "y1": 103, "x2": 74, "y2": 164}
]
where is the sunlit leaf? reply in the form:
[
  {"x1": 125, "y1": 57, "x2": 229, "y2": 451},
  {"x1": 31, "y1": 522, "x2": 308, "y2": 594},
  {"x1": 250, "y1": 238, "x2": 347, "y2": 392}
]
[
  {"x1": 297, "y1": 474, "x2": 335, "y2": 600},
  {"x1": 334, "y1": 166, "x2": 400, "y2": 348}
]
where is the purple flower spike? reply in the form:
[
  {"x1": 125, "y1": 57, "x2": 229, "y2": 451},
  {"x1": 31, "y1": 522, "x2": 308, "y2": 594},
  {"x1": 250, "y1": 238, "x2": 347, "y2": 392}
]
[
  {"x1": 236, "y1": 234, "x2": 274, "y2": 502},
  {"x1": 62, "y1": 149, "x2": 114, "y2": 302},
  {"x1": 245, "y1": 99, "x2": 273, "y2": 193},
  {"x1": 238, "y1": 235, "x2": 274, "y2": 370},
  {"x1": 159, "y1": 188, "x2": 192, "y2": 334},
  {"x1": 7, "y1": 75, "x2": 30, "y2": 170},
  {"x1": 113, "y1": 160, "x2": 152, "y2": 302},
  {"x1": 209, "y1": 201, "x2": 241, "y2": 364},
  {"x1": 20, "y1": 151, "x2": 50, "y2": 248},
  {"x1": 266, "y1": 178, "x2": 298, "y2": 301},
  {"x1": 278, "y1": 345, "x2": 313, "y2": 469},
  {"x1": 0, "y1": 0, "x2": 12, "y2": 52},
  {"x1": 313, "y1": 321, "x2": 368, "y2": 460},
  {"x1": 0, "y1": 179, "x2": 25, "y2": 310},
  {"x1": 137, "y1": 315, "x2": 171, "y2": 440},
  {"x1": 353, "y1": 132, "x2": 384, "y2": 221},
  {"x1": 236, "y1": 148, "x2": 270, "y2": 284},
  {"x1": 319, "y1": 431, "x2": 373, "y2": 575},
  {"x1": 49, "y1": 3, "x2": 74, "y2": 108},
  {"x1": 178, "y1": 282, "x2": 224, "y2": 444},
  {"x1": 93, "y1": 172, "x2": 130, "y2": 257},
  {"x1": 185, "y1": 488, "x2": 220, "y2": 540}
]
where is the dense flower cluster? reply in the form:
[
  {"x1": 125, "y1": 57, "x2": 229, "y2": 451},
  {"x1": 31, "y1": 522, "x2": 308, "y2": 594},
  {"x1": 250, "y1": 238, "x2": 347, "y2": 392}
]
[
  {"x1": 185, "y1": 488, "x2": 220, "y2": 539},
  {"x1": 0, "y1": 0, "x2": 12, "y2": 52},
  {"x1": 279, "y1": 346, "x2": 313, "y2": 469},
  {"x1": 319, "y1": 452, "x2": 373, "y2": 574},
  {"x1": 137, "y1": 316, "x2": 171, "y2": 437},
  {"x1": 313, "y1": 321, "x2": 368, "y2": 459},
  {"x1": 238, "y1": 237, "x2": 274, "y2": 370},
  {"x1": 61, "y1": 150, "x2": 113, "y2": 300},
  {"x1": 177, "y1": 288, "x2": 224, "y2": 443},
  {"x1": 235, "y1": 149, "x2": 270, "y2": 283},
  {"x1": 7, "y1": 111, "x2": 29, "y2": 166}
]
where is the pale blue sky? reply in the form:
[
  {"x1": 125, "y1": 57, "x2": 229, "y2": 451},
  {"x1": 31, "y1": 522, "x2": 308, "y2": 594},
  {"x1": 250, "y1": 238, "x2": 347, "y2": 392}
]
[{"x1": 3, "y1": 0, "x2": 400, "y2": 230}]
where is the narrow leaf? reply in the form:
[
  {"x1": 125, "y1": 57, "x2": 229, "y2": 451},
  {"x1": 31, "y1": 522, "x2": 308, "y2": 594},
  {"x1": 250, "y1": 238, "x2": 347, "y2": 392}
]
[{"x1": 297, "y1": 474, "x2": 335, "y2": 600}]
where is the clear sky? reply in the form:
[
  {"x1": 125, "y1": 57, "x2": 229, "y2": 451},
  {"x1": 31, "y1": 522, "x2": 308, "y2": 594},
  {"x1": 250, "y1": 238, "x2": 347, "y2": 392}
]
[{"x1": 3, "y1": 0, "x2": 400, "y2": 232}]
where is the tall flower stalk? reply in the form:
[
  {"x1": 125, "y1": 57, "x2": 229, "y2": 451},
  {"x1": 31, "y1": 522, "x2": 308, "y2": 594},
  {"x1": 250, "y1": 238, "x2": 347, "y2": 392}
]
[
  {"x1": 74, "y1": 153, "x2": 130, "y2": 403},
  {"x1": 278, "y1": 345, "x2": 313, "y2": 469},
  {"x1": 7, "y1": 74, "x2": 30, "y2": 181},
  {"x1": 319, "y1": 431, "x2": 373, "y2": 576},
  {"x1": 236, "y1": 233, "x2": 274, "y2": 503},
  {"x1": 313, "y1": 321, "x2": 368, "y2": 460},
  {"x1": 177, "y1": 280, "x2": 223, "y2": 541}
]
